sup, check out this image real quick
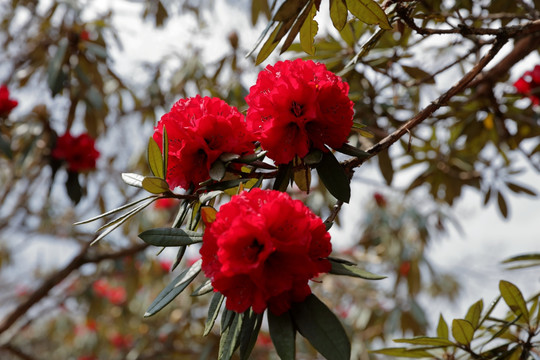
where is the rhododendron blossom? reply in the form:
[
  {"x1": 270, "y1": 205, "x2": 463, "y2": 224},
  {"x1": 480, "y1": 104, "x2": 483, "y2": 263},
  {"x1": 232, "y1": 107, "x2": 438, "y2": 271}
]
[
  {"x1": 52, "y1": 132, "x2": 100, "y2": 172},
  {"x1": 514, "y1": 65, "x2": 540, "y2": 105},
  {"x1": 246, "y1": 59, "x2": 354, "y2": 164},
  {"x1": 153, "y1": 96, "x2": 255, "y2": 190},
  {"x1": 0, "y1": 85, "x2": 18, "y2": 117},
  {"x1": 200, "y1": 188, "x2": 332, "y2": 315}
]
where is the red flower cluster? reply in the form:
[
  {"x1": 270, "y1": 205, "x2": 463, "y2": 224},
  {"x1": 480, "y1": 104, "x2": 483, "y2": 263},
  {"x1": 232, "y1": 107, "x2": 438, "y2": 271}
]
[
  {"x1": 92, "y1": 279, "x2": 127, "y2": 305},
  {"x1": 153, "y1": 96, "x2": 254, "y2": 190},
  {"x1": 200, "y1": 188, "x2": 332, "y2": 315},
  {"x1": 52, "y1": 132, "x2": 100, "y2": 172},
  {"x1": 0, "y1": 85, "x2": 18, "y2": 117},
  {"x1": 514, "y1": 65, "x2": 540, "y2": 105},
  {"x1": 246, "y1": 59, "x2": 354, "y2": 164}
]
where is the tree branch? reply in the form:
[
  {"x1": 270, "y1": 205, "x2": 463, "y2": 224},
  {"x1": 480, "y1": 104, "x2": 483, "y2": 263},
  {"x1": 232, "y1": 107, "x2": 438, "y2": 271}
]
[
  {"x1": 344, "y1": 35, "x2": 509, "y2": 172},
  {"x1": 0, "y1": 242, "x2": 149, "y2": 337}
]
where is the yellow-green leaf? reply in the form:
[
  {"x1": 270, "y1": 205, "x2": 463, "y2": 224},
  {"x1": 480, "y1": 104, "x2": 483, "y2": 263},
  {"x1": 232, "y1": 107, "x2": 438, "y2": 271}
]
[
  {"x1": 142, "y1": 176, "x2": 170, "y2": 194},
  {"x1": 300, "y1": 4, "x2": 318, "y2": 55},
  {"x1": 452, "y1": 319, "x2": 474, "y2": 346},
  {"x1": 256, "y1": 23, "x2": 282, "y2": 65},
  {"x1": 345, "y1": 0, "x2": 392, "y2": 30},
  {"x1": 330, "y1": 0, "x2": 348, "y2": 31},
  {"x1": 148, "y1": 137, "x2": 164, "y2": 179},
  {"x1": 465, "y1": 300, "x2": 483, "y2": 329},
  {"x1": 499, "y1": 280, "x2": 530, "y2": 324},
  {"x1": 437, "y1": 314, "x2": 449, "y2": 339}
]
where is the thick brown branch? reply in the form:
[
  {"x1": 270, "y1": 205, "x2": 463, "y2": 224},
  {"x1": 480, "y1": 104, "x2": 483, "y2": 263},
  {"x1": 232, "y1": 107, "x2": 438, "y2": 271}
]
[
  {"x1": 0, "y1": 242, "x2": 149, "y2": 336},
  {"x1": 344, "y1": 35, "x2": 508, "y2": 172}
]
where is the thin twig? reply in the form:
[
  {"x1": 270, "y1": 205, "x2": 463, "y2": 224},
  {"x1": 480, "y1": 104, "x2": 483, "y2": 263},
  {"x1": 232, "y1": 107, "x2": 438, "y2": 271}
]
[{"x1": 343, "y1": 35, "x2": 508, "y2": 172}]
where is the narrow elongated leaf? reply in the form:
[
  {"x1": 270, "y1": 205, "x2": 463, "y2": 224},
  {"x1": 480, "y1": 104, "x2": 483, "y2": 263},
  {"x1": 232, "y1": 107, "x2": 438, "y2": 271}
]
[
  {"x1": 335, "y1": 143, "x2": 371, "y2": 159},
  {"x1": 221, "y1": 308, "x2": 235, "y2": 334},
  {"x1": 437, "y1": 314, "x2": 449, "y2": 339},
  {"x1": 274, "y1": 0, "x2": 309, "y2": 21},
  {"x1": 291, "y1": 294, "x2": 351, "y2": 360},
  {"x1": 239, "y1": 310, "x2": 263, "y2": 360},
  {"x1": 330, "y1": 0, "x2": 348, "y2": 31},
  {"x1": 299, "y1": 3, "x2": 318, "y2": 55},
  {"x1": 148, "y1": 137, "x2": 164, "y2": 179},
  {"x1": 203, "y1": 178, "x2": 252, "y2": 191},
  {"x1": 144, "y1": 264, "x2": 201, "y2": 317},
  {"x1": 138, "y1": 228, "x2": 203, "y2": 247},
  {"x1": 121, "y1": 173, "x2": 145, "y2": 188},
  {"x1": 219, "y1": 312, "x2": 243, "y2": 360},
  {"x1": 497, "y1": 191, "x2": 509, "y2": 218},
  {"x1": 47, "y1": 38, "x2": 69, "y2": 96},
  {"x1": 256, "y1": 23, "x2": 282, "y2": 65},
  {"x1": 465, "y1": 300, "x2": 483, "y2": 329},
  {"x1": 499, "y1": 280, "x2": 529, "y2": 324},
  {"x1": 506, "y1": 182, "x2": 536, "y2": 196},
  {"x1": 273, "y1": 162, "x2": 293, "y2": 191},
  {"x1": 268, "y1": 311, "x2": 296, "y2": 360},
  {"x1": 90, "y1": 198, "x2": 157, "y2": 245},
  {"x1": 503, "y1": 253, "x2": 540, "y2": 263},
  {"x1": 378, "y1": 149, "x2": 394, "y2": 185},
  {"x1": 142, "y1": 176, "x2": 170, "y2": 194},
  {"x1": 452, "y1": 319, "x2": 474, "y2": 346},
  {"x1": 345, "y1": 0, "x2": 391, "y2": 29},
  {"x1": 370, "y1": 348, "x2": 434, "y2": 358},
  {"x1": 316, "y1": 151, "x2": 351, "y2": 203},
  {"x1": 204, "y1": 292, "x2": 224, "y2": 336},
  {"x1": 280, "y1": 1, "x2": 313, "y2": 53},
  {"x1": 479, "y1": 296, "x2": 500, "y2": 328},
  {"x1": 171, "y1": 245, "x2": 187, "y2": 272},
  {"x1": 329, "y1": 259, "x2": 386, "y2": 280},
  {"x1": 191, "y1": 279, "x2": 214, "y2": 296},
  {"x1": 199, "y1": 190, "x2": 224, "y2": 204},
  {"x1": 394, "y1": 337, "x2": 454, "y2": 347},
  {"x1": 74, "y1": 195, "x2": 157, "y2": 225}
]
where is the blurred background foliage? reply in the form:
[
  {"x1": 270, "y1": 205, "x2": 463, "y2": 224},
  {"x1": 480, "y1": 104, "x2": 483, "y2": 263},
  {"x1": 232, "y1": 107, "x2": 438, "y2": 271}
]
[{"x1": 0, "y1": 0, "x2": 538, "y2": 359}]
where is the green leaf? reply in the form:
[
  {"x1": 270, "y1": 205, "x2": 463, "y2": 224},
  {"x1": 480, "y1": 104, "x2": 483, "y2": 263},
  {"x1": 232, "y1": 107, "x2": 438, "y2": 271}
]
[
  {"x1": 138, "y1": 228, "x2": 203, "y2": 247},
  {"x1": 299, "y1": 4, "x2": 318, "y2": 55},
  {"x1": 219, "y1": 312, "x2": 243, "y2": 360},
  {"x1": 505, "y1": 182, "x2": 536, "y2": 196},
  {"x1": 202, "y1": 178, "x2": 252, "y2": 191},
  {"x1": 378, "y1": 148, "x2": 394, "y2": 185},
  {"x1": 256, "y1": 23, "x2": 282, "y2": 65},
  {"x1": 144, "y1": 261, "x2": 202, "y2": 317},
  {"x1": 451, "y1": 319, "x2": 474, "y2": 346},
  {"x1": 47, "y1": 38, "x2": 69, "y2": 96},
  {"x1": 291, "y1": 294, "x2": 351, "y2": 360},
  {"x1": 329, "y1": 259, "x2": 386, "y2": 280},
  {"x1": 316, "y1": 151, "x2": 351, "y2": 203},
  {"x1": 121, "y1": 173, "x2": 145, "y2": 188},
  {"x1": 274, "y1": 0, "x2": 310, "y2": 21},
  {"x1": 142, "y1": 176, "x2": 170, "y2": 194},
  {"x1": 401, "y1": 65, "x2": 435, "y2": 84},
  {"x1": 210, "y1": 160, "x2": 226, "y2": 181},
  {"x1": 330, "y1": 0, "x2": 348, "y2": 31},
  {"x1": 503, "y1": 253, "x2": 540, "y2": 263},
  {"x1": 221, "y1": 308, "x2": 235, "y2": 334},
  {"x1": 478, "y1": 296, "x2": 500, "y2": 328},
  {"x1": 497, "y1": 191, "x2": 509, "y2": 218},
  {"x1": 268, "y1": 311, "x2": 296, "y2": 360},
  {"x1": 199, "y1": 190, "x2": 224, "y2": 204},
  {"x1": 90, "y1": 198, "x2": 157, "y2": 245},
  {"x1": 273, "y1": 162, "x2": 293, "y2": 191},
  {"x1": 74, "y1": 196, "x2": 157, "y2": 225},
  {"x1": 239, "y1": 311, "x2": 263, "y2": 360},
  {"x1": 334, "y1": 143, "x2": 371, "y2": 159},
  {"x1": 499, "y1": 280, "x2": 530, "y2": 324},
  {"x1": 394, "y1": 337, "x2": 454, "y2": 347},
  {"x1": 370, "y1": 347, "x2": 434, "y2": 358},
  {"x1": 465, "y1": 300, "x2": 483, "y2": 329},
  {"x1": 148, "y1": 137, "x2": 164, "y2": 179},
  {"x1": 437, "y1": 314, "x2": 449, "y2": 339},
  {"x1": 191, "y1": 279, "x2": 213, "y2": 296},
  {"x1": 204, "y1": 292, "x2": 224, "y2": 336},
  {"x1": 304, "y1": 149, "x2": 324, "y2": 165},
  {"x1": 345, "y1": 0, "x2": 392, "y2": 29}
]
